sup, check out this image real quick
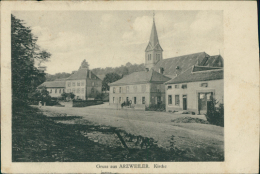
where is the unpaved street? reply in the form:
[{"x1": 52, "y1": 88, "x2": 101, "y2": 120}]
[{"x1": 38, "y1": 103, "x2": 224, "y2": 161}]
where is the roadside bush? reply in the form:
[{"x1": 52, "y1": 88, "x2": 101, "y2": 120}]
[
  {"x1": 145, "y1": 104, "x2": 165, "y2": 112},
  {"x1": 205, "y1": 102, "x2": 224, "y2": 127}
]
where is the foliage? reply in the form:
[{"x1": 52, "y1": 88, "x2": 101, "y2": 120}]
[
  {"x1": 92, "y1": 62, "x2": 145, "y2": 78},
  {"x1": 205, "y1": 100, "x2": 224, "y2": 127},
  {"x1": 11, "y1": 14, "x2": 51, "y2": 103},
  {"x1": 102, "y1": 73, "x2": 122, "y2": 91},
  {"x1": 45, "y1": 72, "x2": 71, "y2": 81},
  {"x1": 28, "y1": 86, "x2": 52, "y2": 104},
  {"x1": 94, "y1": 92, "x2": 104, "y2": 100},
  {"x1": 79, "y1": 59, "x2": 89, "y2": 69},
  {"x1": 61, "y1": 92, "x2": 75, "y2": 101},
  {"x1": 145, "y1": 104, "x2": 166, "y2": 112}
]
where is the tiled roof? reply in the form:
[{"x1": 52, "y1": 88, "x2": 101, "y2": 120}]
[
  {"x1": 66, "y1": 68, "x2": 100, "y2": 80},
  {"x1": 165, "y1": 66, "x2": 223, "y2": 84},
  {"x1": 109, "y1": 69, "x2": 171, "y2": 86},
  {"x1": 201, "y1": 55, "x2": 224, "y2": 67},
  {"x1": 153, "y1": 52, "x2": 209, "y2": 76},
  {"x1": 38, "y1": 81, "x2": 66, "y2": 88}
]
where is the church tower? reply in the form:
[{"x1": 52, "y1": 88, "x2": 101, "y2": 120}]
[{"x1": 145, "y1": 14, "x2": 163, "y2": 70}]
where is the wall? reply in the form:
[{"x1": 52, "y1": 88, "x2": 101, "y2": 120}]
[
  {"x1": 165, "y1": 79, "x2": 224, "y2": 113},
  {"x1": 47, "y1": 88, "x2": 65, "y2": 98},
  {"x1": 109, "y1": 83, "x2": 151, "y2": 107},
  {"x1": 149, "y1": 83, "x2": 166, "y2": 105},
  {"x1": 86, "y1": 79, "x2": 102, "y2": 99},
  {"x1": 65, "y1": 80, "x2": 86, "y2": 100}
]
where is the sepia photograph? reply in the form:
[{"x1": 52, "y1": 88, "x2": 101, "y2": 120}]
[
  {"x1": 11, "y1": 10, "x2": 224, "y2": 162},
  {"x1": 1, "y1": 1, "x2": 258, "y2": 173}
]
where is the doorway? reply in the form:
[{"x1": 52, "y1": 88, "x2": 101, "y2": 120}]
[
  {"x1": 183, "y1": 95, "x2": 187, "y2": 110},
  {"x1": 198, "y1": 92, "x2": 213, "y2": 114}
]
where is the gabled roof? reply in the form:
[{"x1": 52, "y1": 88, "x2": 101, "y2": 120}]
[
  {"x1": 109, "y1": 69, "x2": 171, "y2": 86},
  {"x1": 153, "y1": 52, "x2": 210, "y2": 76},
  {"x1": 66, "y1": 68, "x2": 100, "y2": 80},
  {"x1": 165, "y1": 66, "x2": 223, "y2": 84},
  {"x1": 38, "y1": 81, "x2": 66, "y2": 88}
]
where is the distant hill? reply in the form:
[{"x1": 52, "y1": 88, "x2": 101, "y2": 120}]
[{"x1": 46, "y1": 62, "x2": 145, "y2": 81}]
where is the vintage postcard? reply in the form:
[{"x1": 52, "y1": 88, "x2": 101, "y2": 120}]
[{"x1": 1, "y1": 1, "x2": 259, "y2": 173}]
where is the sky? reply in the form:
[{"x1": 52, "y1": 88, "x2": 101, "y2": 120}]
[{"x1": 12, "y1": 10, "x2": 223, "y2": 75}]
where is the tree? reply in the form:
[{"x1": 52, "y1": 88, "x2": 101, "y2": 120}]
[
  {"x1": 79, "y1": 59, "x2": 89, "y2": 69},
  {"x1": 11, "y1": 14, "x2": 51, "y2": 104},
  {"x1": 102, "y1": 73, "x2": 122, "y2": 91},
  {"x1": 28, "y1": 86, "x2": 51, "y2": 104}
]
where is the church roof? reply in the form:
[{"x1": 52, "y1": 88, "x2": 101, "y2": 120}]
[
  {"x1": 145, "y1": 19, "x2": 163, "y2": 52},
  {"x1": 153, "y1": 52, "x2": 223, "y2": 76},
  {"x1": 38, "y1": 80, "x2": 66, "y2": 88},
  {"x1": 165, "y1": 66, "x2": 223, "y2": 84},
  {"x1": 66, "y1": 68, "x2": 100, "y2": 80},
  {"x1": 109, "y1": 69, "x2": 171, "y2": 86}
]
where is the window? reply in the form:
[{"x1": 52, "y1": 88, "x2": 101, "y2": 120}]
[
  {"x1": 119, "y1": 87, "x2": 121, "y2": 93},
  {"x1": 156, "y1": 54, "x2": 160, "y2": 60},
  {"x1": 77, "y1": 88, "x2": 80, "y2": 93},
  {"x1": 175, "y1": 95, "x2": 180, "y2": 106},
  {"x1": 50, "y1": 89, "x2": 52, "y2": 93},
  {"x1": 134, "y1": 97, "x2": 137, "y2": 104},
  {"x1": 142, "y1": 97, "x2": 145, "y2": 104},
  {"x1": 167, "y1": 86, "x2": 172, "y2": 90},
  {"x1": 92, "y1": 82, "x2": 95, "y2": 86},
  {"x1": 81, "y1": 88, "x2": 84, "y2": 93},
  {"x1": 55, "y1": 89, "x2": 57, "y2": 93},
  {"x1": 63, "y1": 89, "x2": 65, "y2": 93},
  {"x1": 126, "y1": 86, "x2": 129, "y2": 93},
  {"x1": 68, "y1": 82, "x2": 71, "y2": 87},
  {"x1": 59, "y1": 89, "x2": 61, "y2": 93},
  {"x1": 91, "y1": 88, "x2": 94, "y2": 93},
  {"x1": 81, "y1": 81, "x2": 84, "y2": 86},
  {"x1": 168, "y1": 95, "x2": 172, "y2": 105},
  {"x1": 72, "y1": 82, "x2": 75, "y2": 87},
  {"x1": 141, "y1": 85, "x2": 146, "y2": 92},
  {"x1": 113, "y1": 87, "x2": 116, "y2": 93},
  {"x1": 119, "y1": 97, "x2": 121, "y2": 103},
  {"x1": 200, "y1": 83, "x2": 208, "y2": 87},
  {"x1": 113, "y1": 97, "x2": 115, "y2": 103},
  {"x1": 72, "y1": 88, "x2": 75, "y2": 93},
  {"x1": 181, "y1": 84, "x2": 187, "y2": 89},
  {"x1": 175, "y1": 85, "x2": 179, "y2": 89},
  {"x1": 77, "y1": 82, "x2": 80, "y2": 86},
  {"x1": 148, "y1": 54, "x2": 152, "y2": 61},
  {"x1": 134, "y1": 86, "x2": 137, "y2": 92}
]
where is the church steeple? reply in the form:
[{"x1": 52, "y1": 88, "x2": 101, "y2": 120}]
[{"x1": 145, "y1": 12, "x2": 163, "y2": 70}]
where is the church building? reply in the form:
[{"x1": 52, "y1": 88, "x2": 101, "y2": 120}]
[{"x1": 109, "y1": 15, "x2": 223, "y2": 111}]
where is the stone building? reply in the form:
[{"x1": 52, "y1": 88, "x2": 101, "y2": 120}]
[
  {"x1": 109, "y1": 69, "x2": 170, "y2": 108},
  {"x1": 165, "y1": 66, "x2": 223, "y2": 114},
  {"x1": 65, "y1": 61, "x2": 102, "y2": 100},
  {"x1": 109, "y1": 16, "x2": 224, "y2": 110},
  {"x1": 38, "y1": 80, "x2": 65, "y2": 98}
]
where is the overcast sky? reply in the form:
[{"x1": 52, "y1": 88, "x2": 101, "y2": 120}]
[{"x1": 12, "y1": 10, "x2": 223, "y2": 75}]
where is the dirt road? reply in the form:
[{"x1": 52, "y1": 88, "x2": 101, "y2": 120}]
[{"x1": 38, "y1": 104, "x2": 224, "y2": 161}]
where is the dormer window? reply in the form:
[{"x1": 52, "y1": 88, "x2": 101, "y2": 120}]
[{"x1": 159, "y1": 67, "x2": 164, "y2": 74}]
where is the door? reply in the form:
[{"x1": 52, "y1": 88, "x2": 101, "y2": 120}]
[
  {"x1": 134, "y1": 97, "x2": 136, "y2": 104},
  {"x1": 183, "y1": 95, "x2": 187, "y2": 110},
  {"x1": 157, "y1": 96, "x2": 161, "y2": 105}
]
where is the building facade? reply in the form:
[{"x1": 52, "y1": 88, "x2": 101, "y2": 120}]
[
  {"x1": 109, "y1": 70, "x2": 170, "y2": 108},
  {"x1": 109, "y1": 15, "x2": 224, "y2": 111},
  {"x1": 165, "y1": 66, "x2": 224, "y2": 114},
  {"x1": 38, "y1": 81, "x2": 65, "y2": 98},
  {"x1": 66, "y1": 62, "x2": 102, "y2": 100}
]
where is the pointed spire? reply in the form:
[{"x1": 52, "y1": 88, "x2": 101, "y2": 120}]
[{"x1": 148, "y1": 12, "x2": 159, "y2": 48}]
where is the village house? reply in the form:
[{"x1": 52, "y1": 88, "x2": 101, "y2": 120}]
[
  {"x1": 65, "y1": 60, "x2": 102, "y2": 100},
  {"x1": 108, "y1": 15, "x2": 224, "y2": 111},
  {"x1": 109, "y1": 69, "x2": 171, "y2": 108},
  {"x1": 38, "y1": 80, "x2": 65, "y2": 98},
  {"x1": 165, "y1": 66, "x2": 223, "y2": 114}
]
